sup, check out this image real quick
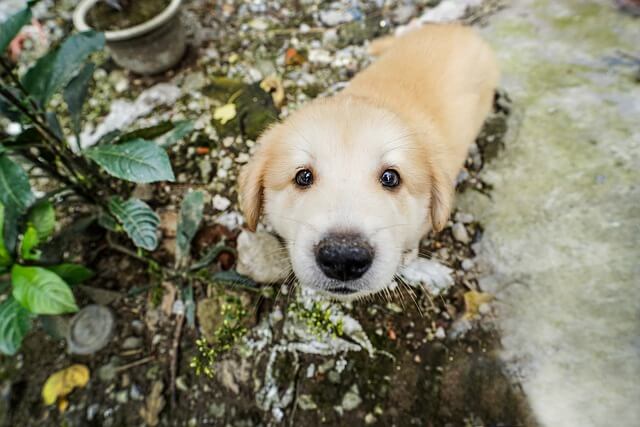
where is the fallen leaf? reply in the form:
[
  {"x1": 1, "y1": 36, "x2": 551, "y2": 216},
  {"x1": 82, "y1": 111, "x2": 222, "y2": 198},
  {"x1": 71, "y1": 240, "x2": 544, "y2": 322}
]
[
  {"x1": 463, "y1": 291, "x2": 493, "y2": 319},
  {"x1": 214, "y1": 103, "x2": 237, "y2": 124},
  {"x1": 140, "y1": 380, "x2": 165, "y2": 426},
  {"x1": 260, "y1": 75, "x2": 285, "y2": 108},
  {"x1": 42, "y1": 364, "x2": 90, "y2": 408}
]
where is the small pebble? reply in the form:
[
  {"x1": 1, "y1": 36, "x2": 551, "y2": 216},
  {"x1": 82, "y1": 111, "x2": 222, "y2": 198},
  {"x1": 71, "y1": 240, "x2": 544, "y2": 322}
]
[
  {"x1": 341, "y1": 385, "x2": 362, "y2": 411},
  {"x1": 121, "y1": 336, "x2": 142, "y2": 350},
  {"x1": 130, "y1": 384, "x2": 143, "y2": 400},
  {"x1": 435, "y1": 327, "x2": 446, "y2": 340},
  {"x1": 87, "y1": 403, "x2": 100, "y2": 421},
  {"x1": 131, "y1": 320, "x2": 144, "y2": 335},
  {"x1": 212, "y1": 195, "x2": 231, "y2": 211},
  {"x1": 328, "y1": 370, "x2": 341, "y2": 384},
  {"x1": 479, "y1": 303, "x2": 491, "y2": 315},
  {"x1": 461, "y1": 259, "x2": 475, "y2": 271},
  {"x1": 452, "y1": 222, "x2": 471, "y2": 244},
  {"x1": 115, "y1": 390, "x2": 128, "y2": 404},
  {"x1": 454, "y1": 212, "x2": 474, "y2": 224},
  {"x1": 176, "y1": 376, "x2": 189, "y2": 392},
  {"x1": 319, "y1": 9, "x2": 353, "y2": 27}
]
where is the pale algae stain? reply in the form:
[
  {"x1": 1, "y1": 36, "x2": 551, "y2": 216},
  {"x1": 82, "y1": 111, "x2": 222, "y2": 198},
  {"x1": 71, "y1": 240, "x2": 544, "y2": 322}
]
[{"x1": 461, "y1": 1, "x2": 640, "y2": 426}]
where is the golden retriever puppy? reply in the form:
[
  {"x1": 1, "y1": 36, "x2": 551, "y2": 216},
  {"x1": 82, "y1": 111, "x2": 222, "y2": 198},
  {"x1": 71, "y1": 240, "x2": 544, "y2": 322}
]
[{"x1": 239, "y1": 24, "x2": 499, "y2": 298}]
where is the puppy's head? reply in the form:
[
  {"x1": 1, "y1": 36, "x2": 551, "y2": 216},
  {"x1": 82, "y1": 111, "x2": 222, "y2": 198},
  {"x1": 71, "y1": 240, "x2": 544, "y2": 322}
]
[{"x1": 239, "y1": 96, "x2": 453, "y2": 299}]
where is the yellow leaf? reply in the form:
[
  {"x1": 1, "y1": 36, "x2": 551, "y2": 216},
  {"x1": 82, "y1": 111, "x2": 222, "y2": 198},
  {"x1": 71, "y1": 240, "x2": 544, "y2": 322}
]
[
  {"x1": 260, "y1": 75, "x2": 285, "y2": 108},
  {"x1": 463, "y1": 291, "x2": 493, "y2": 319},
  {"x1": 57, "y1": 398, "x2": 69, "y2": 412},
  {"x1": 214, "y1": 103, "x2": 237, "y2": 125},
  {"x1": 42, "y1": 364, "x2": 90, "y2": 406}
]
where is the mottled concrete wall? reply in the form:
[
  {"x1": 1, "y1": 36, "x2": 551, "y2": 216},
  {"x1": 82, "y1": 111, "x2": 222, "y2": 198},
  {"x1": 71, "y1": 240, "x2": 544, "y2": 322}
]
[{"x1": 462, "y1": 1, "x2": 640, "y2": 426}]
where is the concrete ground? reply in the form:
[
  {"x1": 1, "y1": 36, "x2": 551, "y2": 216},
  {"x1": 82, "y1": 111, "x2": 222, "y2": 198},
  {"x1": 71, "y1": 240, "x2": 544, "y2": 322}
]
[{"x1": 462, "y1": 1, "x2": 640, "y2": 426}]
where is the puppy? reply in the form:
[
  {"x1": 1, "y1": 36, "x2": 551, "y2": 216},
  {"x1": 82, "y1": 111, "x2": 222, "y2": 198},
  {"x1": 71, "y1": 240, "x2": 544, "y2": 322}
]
[{"x1": 239, "y1": 24, "x2": 499, "y2": 299}]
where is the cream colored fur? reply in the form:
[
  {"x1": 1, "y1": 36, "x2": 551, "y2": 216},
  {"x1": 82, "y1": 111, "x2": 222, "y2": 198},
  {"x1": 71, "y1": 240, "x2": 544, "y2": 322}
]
[{"x1": 239, "y1": 24, "x2": 499, "y2": 298}]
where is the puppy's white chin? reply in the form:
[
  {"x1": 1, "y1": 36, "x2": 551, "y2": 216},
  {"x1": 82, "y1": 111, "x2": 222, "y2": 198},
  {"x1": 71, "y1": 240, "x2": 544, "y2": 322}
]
[{"x1": 304, "y1": 277, "x2": 397, "y2": 301}]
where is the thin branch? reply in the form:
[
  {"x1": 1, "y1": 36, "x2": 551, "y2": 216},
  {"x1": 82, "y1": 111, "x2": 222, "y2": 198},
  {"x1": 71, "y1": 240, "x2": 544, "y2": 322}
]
[{"x1": 169, "y1": 312, "x2": 185, "y2": 408}]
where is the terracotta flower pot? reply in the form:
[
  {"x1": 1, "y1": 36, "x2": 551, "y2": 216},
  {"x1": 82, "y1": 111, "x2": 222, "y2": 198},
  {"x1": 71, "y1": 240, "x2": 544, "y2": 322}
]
[{"x1": 73, "y1": 0, "x2": 186, "y2": 75}]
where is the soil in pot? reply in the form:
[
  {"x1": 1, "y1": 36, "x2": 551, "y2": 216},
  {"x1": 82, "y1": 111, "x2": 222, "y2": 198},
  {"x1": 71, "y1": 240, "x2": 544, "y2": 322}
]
[{"x1": 86, "y1": 0, "x2": 171, "y2": 31}]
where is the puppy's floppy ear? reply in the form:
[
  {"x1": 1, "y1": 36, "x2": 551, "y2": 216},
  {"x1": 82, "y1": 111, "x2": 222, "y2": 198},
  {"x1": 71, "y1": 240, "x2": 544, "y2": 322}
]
[
  {"x1": 239, "y1": 137, "x2": 271, "y2": 232},
  {"x1": 429, "y1": 166, "x2": 454, "y2": 233}
]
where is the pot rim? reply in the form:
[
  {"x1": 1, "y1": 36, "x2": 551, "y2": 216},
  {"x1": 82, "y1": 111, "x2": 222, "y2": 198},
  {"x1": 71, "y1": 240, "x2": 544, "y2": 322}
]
[{"x1": 73, "y1": 0, "x2": 182, "y2": 42}]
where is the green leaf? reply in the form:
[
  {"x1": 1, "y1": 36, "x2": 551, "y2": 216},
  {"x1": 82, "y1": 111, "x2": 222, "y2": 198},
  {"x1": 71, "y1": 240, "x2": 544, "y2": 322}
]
[
  {"x1": 11, "y1": 265, "x2": 78, "y2": 315},
  {"x1": 97, "y1": 209, "x2": 119, "y2": 232},
  {"x1": 159, "y1": 120, "x2": 195, "y2": 148},
  {"x1": 20, "y1": 48, "x2": 56, "y2": 106},
  {"x1": 0, "y1": 7, "x2": 32, "y2": 54},
  {"x1": 211, "y1": 270, "x2": 259, "y2": 290},
  {"x1": 1, "y1": 203, "x2": 19, "y2": 255},
  {"x1": 116, "y1": 122, "x2": 174, "y2": 143},
  {"x1": 0, "y1": 88, "x2": 23, "y2": 122},
  {"x1": 45, "y1": 112, "x2": 64, "y2": 141},
  {"x1": 63, "y1": 62, "x2": 95, "y2": 137},
  {"x1": 19, "y1": 225, "x2": 40, "y2": 261},
  {"x1": 96, "y1": 130, "x2": 121, "y2": 145},
  {"x1": 46, "y1": 263, "x2": 94, "y2": 286},
  {"x1": 22, "y1": 31, "x2": 105, "y2": 107},
  {"x1": 86, "y1": 139, "x2": 175, "y2": 183},
  {"x1": 108, "y1": 197, "x2": 160, "y2": 251},
  {"x1": 0, "y1": 204, "x2": 12, "y2": 267},
  {"x1": 176, "y1": 191, "x2": 204, "y2": 266},
  {"x1": 0, "y1": 296, "x2": 31, "y2": 355},
  {"x1": 189, "y1": 242, "x2": 236, "y2": 271},
  {"x1": 0, "y1": 155, "x2": 34, "y2": 213},
  {"x1": 27, "y1": 200, "x2": 55, "y2": 241}
]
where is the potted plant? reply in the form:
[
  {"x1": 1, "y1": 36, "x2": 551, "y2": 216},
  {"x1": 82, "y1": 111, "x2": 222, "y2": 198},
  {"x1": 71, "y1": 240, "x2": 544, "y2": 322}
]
[{"x1": 73, "y1": 0, "x2": 186, "y2": 75}]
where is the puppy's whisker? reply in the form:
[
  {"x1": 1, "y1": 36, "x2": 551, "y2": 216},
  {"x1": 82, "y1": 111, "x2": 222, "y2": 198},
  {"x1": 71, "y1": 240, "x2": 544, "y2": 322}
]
[
  {"x1": 273, "y1": 269, "x2": 295, "y2": 304},
  {"x1": 395, "y1": 274, "x2": 424, "y2": 318},
  {"x1": 372, "y1": 223, "x2": 409, "y2": 234}
]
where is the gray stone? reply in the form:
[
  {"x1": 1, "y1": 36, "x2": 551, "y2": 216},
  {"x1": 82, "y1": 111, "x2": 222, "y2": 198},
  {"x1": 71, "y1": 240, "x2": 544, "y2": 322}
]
[
  {"x1": 67, "y1": 305, "x2": 115, "y2": 355},
  {"x1": 393, "y1": 4, "x2": 417, "y2": 24},
  {"x1": 236, "y1": 230, "x2": 291, "y2": 283}
]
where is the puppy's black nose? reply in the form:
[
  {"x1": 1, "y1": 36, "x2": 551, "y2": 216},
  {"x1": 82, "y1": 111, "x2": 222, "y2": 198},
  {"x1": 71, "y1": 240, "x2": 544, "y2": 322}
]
[{"x1": 315, "y1": 233, "x2": 374, "y2": 281}]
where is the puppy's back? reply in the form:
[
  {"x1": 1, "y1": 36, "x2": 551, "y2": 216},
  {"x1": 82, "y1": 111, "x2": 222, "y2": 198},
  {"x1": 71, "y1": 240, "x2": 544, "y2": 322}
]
[{"x1": 343, "y1": 25, "x2": 499, "y2": 174}]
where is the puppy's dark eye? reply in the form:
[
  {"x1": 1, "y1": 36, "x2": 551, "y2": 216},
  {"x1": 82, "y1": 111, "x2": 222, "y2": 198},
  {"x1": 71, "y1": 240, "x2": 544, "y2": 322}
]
[
  {"x1": 295, "y1": 169, "x2": 313, "y2": 187},
  {"x1": 380, "y1": 169, "x2": 400, "y2": 188}
]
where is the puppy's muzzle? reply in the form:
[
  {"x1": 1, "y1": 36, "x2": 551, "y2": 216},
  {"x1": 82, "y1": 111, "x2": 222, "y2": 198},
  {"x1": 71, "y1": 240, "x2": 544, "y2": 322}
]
[{"x1": 314, "y1": 232, "x2": 374, "y2": 285}]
